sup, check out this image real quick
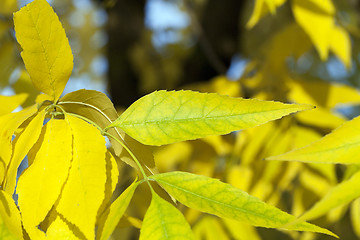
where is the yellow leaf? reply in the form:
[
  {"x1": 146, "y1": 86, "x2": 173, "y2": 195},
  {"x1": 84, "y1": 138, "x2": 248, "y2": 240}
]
[
  {"x1": 246, "y1": 0, "x2": 286, "y2": 29},
  {"x1": 267, "y1": 115, "x2": 360, "y2": 164},
  {"x1": 0, "y1": 0, "x2": 17, "y2": 15},
  {"x1": 4, "y1": 110, "x2": 45, "y2": 195},
  {"x1": 14, "y1": 0, "x2": 73, "y2": 101},
  {"x1": 0, "y1": 94, "x2": 28, "y2": 116},
  {"x1": 330, "y1": 26, "x2": 352, "y2": 69},
  {"x1": 292, "y1": 0, "x2": 335, "y2": 60},
  {"x1": 13, "y1": 70, "x2": 40, "y2": 107},
  {"x1": 96, "y1": 151, "x2": 119, "y2": 223},
  {"x1": 17, "y1": 118, "x2": 72, "y2": 234},
  {"x1": 288, "y1": 79, "x2": 360, "y2": 109},
  {"x1": 0, "y1": 190, "x2": 23, "y2": 240},
  {"x1": 46, "y1": 213, "x2": 82, "y2": 240},
  {"x1": 351, "y1": 198, "x2": 360, "y2": 238},
  {"x1": 0, "y1": 105, "x2": 37, "y2": 185},
  {"x1": 193, "y1": 216, "x2": 228, "y2": 240},
  {"x1": 223, "y1": 219, "x2": 261, "y2": 240},
  {"x1": 56, "y1": 115, "x2": 107, "y2": 240}
]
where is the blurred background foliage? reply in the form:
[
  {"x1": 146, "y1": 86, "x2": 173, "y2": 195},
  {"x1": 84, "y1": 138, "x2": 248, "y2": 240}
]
[{"x1": 2, "y1": 0, "x2": 360, "y2": 239}]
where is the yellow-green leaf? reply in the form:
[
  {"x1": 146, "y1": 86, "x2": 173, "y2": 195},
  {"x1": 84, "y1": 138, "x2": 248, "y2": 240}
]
[
  {"x1": 351, "y1": 198, "x2": 360, "y2": 238},
  {"x1": 4, "y1": 110, "x2": 45, "y2": 195},
  {"x1": 0, "y1": 105, "x2": 37, "y2": 185},
  {"x1": 97, "y1": 179, "x2": 139, "y2": 240},
  {"x1": 14, "y1": 0, "x2": 73, "y2": 101},
  {"x1": 0, "y1": 94, "x2": 28, "y2": 116},
  {"x1": 266, "y1": 115, "x2": 360, "y2": 164},
  {"x1": 296, "y1": 170, "x2": 360, "y2": 222},
  {"x1": 150, "y1": 171, "x2": 336, "y2": 237},
  {"x1": 107, "y1": 90, "x2": 313, "y2": 146},
  {"x1": 17, "y1": 118, "x2": 72, "y2": 232},
  {"x1": 140, "y1": 192, "x2": 195, "y2": 240},
  {"x1": 56, "y1": 115, "x2": 106, "y2": 240},
  {"x1": 0, "y1": 190, "x2": 23, "y2": 240}
]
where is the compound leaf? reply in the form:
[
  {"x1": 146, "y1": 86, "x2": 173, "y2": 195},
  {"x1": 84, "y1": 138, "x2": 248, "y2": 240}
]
[
  {"x1": 107, "y1": 90, "x2": 313, "y2": 146},
  {"x1": 14, "y1": 0, "x2": 73, "y2": 101},
  {"x1": 150, "y1": 171, "x2": 336, "y2": 237}
]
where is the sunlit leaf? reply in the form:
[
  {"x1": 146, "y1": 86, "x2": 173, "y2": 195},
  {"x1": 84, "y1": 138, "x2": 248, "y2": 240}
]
[
  {"x1": 46, "y1": 213, "x2": 82, "y2": 240},
  {"x1": 193, "y1": 216, "x2": 228, "y2": 240},
  {"x1": 266, "y1": 115, "x2": 360, "y2": 164},
  {"x1": 330, "y1": 26, "x2": 352, "y2": 68},
  {"x1": 4, "y1": 110, "x2": 45, "y2": 195},
  {"x1": 246, "y1": 0, "x2": 286, "y2": 29},
  {"x1": 292, "y1": 0, "x2": 335, "y2": 60},
  {"x1": 14, "y1": 0, "x2": 73, "y2": 101},
  {"x1": 0, "y1": 190, "x2": 23, "y2": 240},
  {"x1": 96, "y1": 151, "x2": 119, "y2": 223},
  {"x1": 107, "y1": 90, "x2": 313, "y2": 146},
  {"x1": 56, "y1": 115, "x2": 106, "y2": 240},
  {"x1": 139, "y1": 192, "x2": 195, "y2": 240},
  {"x1": 223, "y1": 219, "x2": 261, "y2": 240},
  {"x1": 0, "y1": 105, "x2": 37, "y2": 184},
  {"x1": 17, "y1": 118, "x2": 72, "y2": 233},
  {"x1": 97, "y1": 179, "x2": 139, "y2": 240},
  {"x1": 0, "y1": 94, "x2": 28, "y2": 116},
  {"x1": 296, "y1": 170, "x2": 360, "y2": 222},
  {"x1": 351, "y1": 198, "x2": 360, "y2": 238},
  {"x1": 150, "y1": 171, "x2": 336, "y2": 237}
]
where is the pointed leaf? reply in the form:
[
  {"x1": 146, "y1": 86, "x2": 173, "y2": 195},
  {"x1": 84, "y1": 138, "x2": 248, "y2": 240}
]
[
  {"x1": 150, "y1": 171, "x2": 336, "y2": 237},
  {"x1": 4, "y1": 110, "x2": 45, "y2": 195},
  {"x1": 17, "y1": 118, "x2": 72, "y2": 232},
  {"x1": 292, "y1": 0, "x2": 335, "y2": 60},
  {"x1": 140, "y1": 192, "x2": 195, "y2": 240},
  {"x1": 330, "y1": 26, "x2": 351, "y2": 69},
  {"x1": 107, "y1": 90, "x2": 313, "y2": 146},
  {"x1": 56, "y1": 115, "x2": 106, "y2": 240},
  {"x1": 97, "y1": 179, "x2": 139, "y2": 240},
  {"x1": 14, "y1": 0, "x2": 73, "y2": 101},
  {"x1": 0, "y1": 190, "x2": 23, "y2": 240},
  {"x1": 0, "y1": 105, "x2": 37, "y2": 184},
  {"x1": 267, "y1": 115, "x2": 360, "y2": 164},
  {"x1": 297, "y1": 170, "x2": 360, "y2": 222},
  {"x1": 0, "y1": 94, "x2": 28, "y2": 116},
  {"x1": 46, "y1": 213, "x2": 84, "y2": 240}
]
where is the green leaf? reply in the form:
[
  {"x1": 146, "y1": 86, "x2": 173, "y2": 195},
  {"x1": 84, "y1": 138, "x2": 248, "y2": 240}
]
[
  {"x1": 296, "y1": 170, "x2": 360, "y2": 222},
  {"x1": 149, "y1": 171, "x2": 336, "y2": 237},
  {"x1": 14, "y1": 0, "x2": 73, "y2": 101},
  {"x1": 97, "y1": 179, "x2": 139, "y2": 240},
  {"x1": 140, "y1": 192, "x2": 195, "y2": 240},
  {"x1": 266, "y1": 115, "x2": 360, "y2": 164},
  {"x1": 107, "y1": 90, "x2": 313, "y2": 146}
]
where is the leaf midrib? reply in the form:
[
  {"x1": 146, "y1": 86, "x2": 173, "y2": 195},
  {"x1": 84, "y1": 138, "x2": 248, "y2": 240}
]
[{"x1": 120, "y1": 108, "x2": 300, "y2": 127}]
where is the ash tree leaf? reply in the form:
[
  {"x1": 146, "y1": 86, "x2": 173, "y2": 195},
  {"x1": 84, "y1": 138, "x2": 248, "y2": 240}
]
[
  {"x1": 14, "y1": 0, "x2": 73, "y2": 101},
  {"x1": 149, "y1": 171, "x2": 336, "y2": 237},
  {"x1": 0, "y1": 190, "x2": 23, "y2": 240},
  {"x1": 4, "y1": 109, "x2": 45, "y2": 195},
  {"x1": 0, "y1": 93, "x2": 28, "y2": 116},
  {"x1": 266, "y1": 115, "x2": 360, "y2": 164},
  {"x1": 107, "y1": 90, "x2": 313, "y2": 146},
  {"x1": 0, "y1": 105, "x2": 37, "y2": 185},
  {"x1": 97, "y1": 179, "x2": 139, "y2": 240},
  {"x1": 16, "y1": 118, "x2": 72, "y2": 235},
  {"x1": 55, "y1": 115, "x2": 107, "y2": 240},
  {"x1": 140, "y1": 192, "x2": 195, "y2": 240},
  {"x1": 296, "y1": 170, "x2": 360, "y2": 222}
]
